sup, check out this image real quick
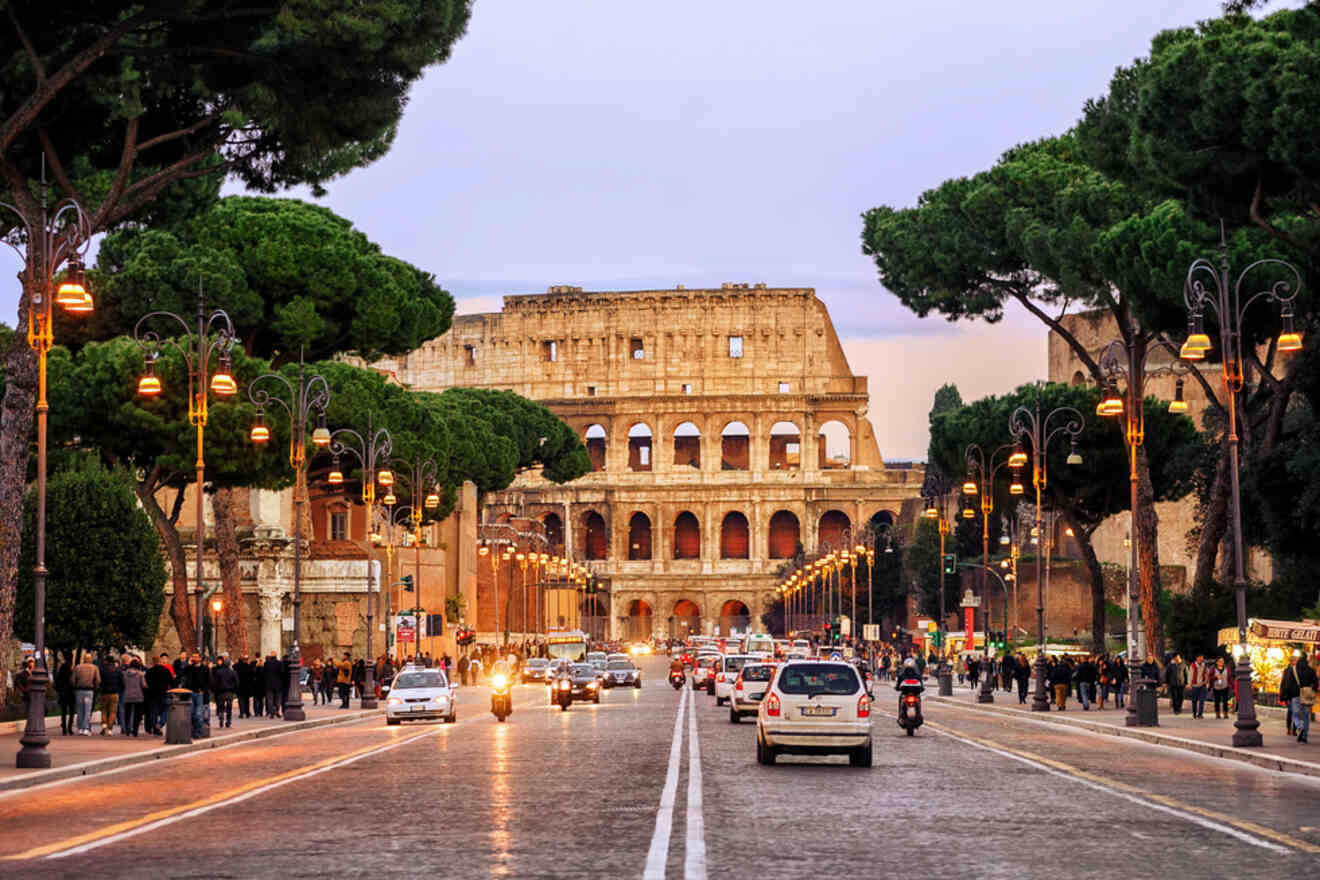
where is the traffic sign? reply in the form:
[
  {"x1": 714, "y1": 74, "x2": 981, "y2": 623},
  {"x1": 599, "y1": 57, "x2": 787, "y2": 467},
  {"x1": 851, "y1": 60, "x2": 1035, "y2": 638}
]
[
  {"x1": 830, "y1": 651, "x2": 842, "y2": 661},
  {"x1": 862, "y1": 624, "x2": 880, "y2": 641}
]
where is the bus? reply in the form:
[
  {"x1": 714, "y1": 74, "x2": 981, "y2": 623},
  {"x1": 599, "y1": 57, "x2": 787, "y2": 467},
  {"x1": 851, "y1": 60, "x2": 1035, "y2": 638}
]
[{"x1": 545, "y1": 630, "x2": 589, "y2": 662}]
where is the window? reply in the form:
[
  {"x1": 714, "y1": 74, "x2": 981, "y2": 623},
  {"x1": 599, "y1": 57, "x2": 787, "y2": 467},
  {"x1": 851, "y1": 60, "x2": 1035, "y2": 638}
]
[
  {"x1": 682, "y1": 383, "x2": 692, "y2": 395},
  {"x1": 639, "y1": 446, "x2": 650, "y2": 466},
  {"x1": 463, "y1": 344, "x2": 476, "y2": 366},
  {"x1": 330, "y1": 511, "x2": 348, "y2": 541},
  {"x1": 776, "y1": 664, "x2": 860, "y2": 695},
  {"x1": 543, "y1": 340, "x2": 558, "y2": 362},
  {"x1": 631, "y1": 337, "x2": 645, "y2": 359},
  {"x1": 729, "y1": 336, "x2": 743, "y2": 358},
  {"x1": 778, "y1": 382, "x2": 790, "y2": 393},
  {"x1": 587, "y1": 386, "x2": 597, "y2": 397}
]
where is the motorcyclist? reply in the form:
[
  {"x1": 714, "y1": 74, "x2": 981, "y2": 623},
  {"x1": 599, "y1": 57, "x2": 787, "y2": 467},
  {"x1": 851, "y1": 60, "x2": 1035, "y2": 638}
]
[{"x1": 895, "y1": 658, "x2": 925, "y2": 691}]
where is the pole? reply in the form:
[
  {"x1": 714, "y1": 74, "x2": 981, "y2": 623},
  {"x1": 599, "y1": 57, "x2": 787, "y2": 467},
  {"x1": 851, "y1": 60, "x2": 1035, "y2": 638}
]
[
  {"x1": 978, "y1": 502, "x2": 995, "y2": 704},
  {"x1": 1226, "y1": 361, "x2": 1263, "y2": 746},
  {"x1": 937, "y1": 517, "x2": 952, "y2": 696},
  {"x1": 1030, "y1": 398, "x2": 1050, "y2": 712},
  {"x1": 284, "y1": 383, "x2": 306, "y2": 721},
  {"x1": 363, "y1": 509, "x2": 377, "y2": 709}
]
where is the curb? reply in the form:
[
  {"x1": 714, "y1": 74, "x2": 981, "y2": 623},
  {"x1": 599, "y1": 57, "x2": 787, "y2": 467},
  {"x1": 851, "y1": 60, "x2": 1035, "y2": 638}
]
[
  {"x1": 928, "y1": 695, "x2": 1320, "y2": 780},
  {"x1": 0, "y1": 708, "x2": 380, "y2": 793}
]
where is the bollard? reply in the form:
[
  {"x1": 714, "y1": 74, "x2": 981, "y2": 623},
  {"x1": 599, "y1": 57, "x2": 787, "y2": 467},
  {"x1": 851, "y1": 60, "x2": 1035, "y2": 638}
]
[
  {"x1": 938, "y1": 664, "x2": 954, "y2": 697},
  {"x1": 165, "y1": 688, "x2": 193, "y2": 744}
]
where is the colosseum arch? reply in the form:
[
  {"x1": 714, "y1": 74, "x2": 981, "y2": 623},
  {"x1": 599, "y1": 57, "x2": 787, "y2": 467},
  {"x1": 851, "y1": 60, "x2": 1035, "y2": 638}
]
[
  {"x1": 625, "y1": 598, "x2": 654, "y2": 641},
  {"x1": 672, "y1": 598, "x2": 702, "y2": 638},
  {"x1": 582, "y1": 510, "x2": 608, "y2": 560},
  {"x1": 720, "y1": 511, "x2": 750, "y2": 559},
  {"x1": 818, "y1": 419, "x2": 852, "y2": 469},
  {"x1": 673, "y1": 420, "x2": 702, "y2": 469},
  {"x1": 673, "y1": 511, "x2": 701, "y2": 559},
  {"x1": 627, "y1": 422, "x2": 653, "y2": 472},
  {"x1": 584, "y1": 424, "x2": 607, "y2": 472},
  {"x1": 540, "y1": 511, "x2": 564, "y2": 554},
  {"x1": 627, "y1": 511, "x2": 653, "y2": 560},
  {"x1": 720, "y1": 420, "x2": 750, "y2": 471},
  {"x1": 768, "y1": 510, "x2": 801, "y2": 559},
  {"x1": 818, "y1": 509, "x2": 851, "y2": 551},
  {"x1": 719, "y1": 599, "x2": 751, "y2": 635},
  {"x1": 769, "y1": 420, "x2": 801, "y2": 470}
]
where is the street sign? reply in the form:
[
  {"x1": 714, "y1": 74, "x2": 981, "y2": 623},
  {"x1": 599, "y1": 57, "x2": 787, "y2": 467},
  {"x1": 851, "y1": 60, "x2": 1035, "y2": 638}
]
[
  {"x1": 862, "y1": 624, "x2": 880, "y2": 641},
  {"x1": 839, "y1": 615, "x2": 851, "y2": 637},
  {"x1": 830, "y1": 651, "x2": 842, "y2": 661}
]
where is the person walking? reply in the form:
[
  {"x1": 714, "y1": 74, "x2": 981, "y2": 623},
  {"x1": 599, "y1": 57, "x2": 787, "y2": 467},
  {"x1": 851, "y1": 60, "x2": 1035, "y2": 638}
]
[
  {"x1": 1280, "y1": 654, "x2": 1317, "y2": 744},
  {"x1": 336, "y1": 653, "x2": 353, "y2": 708},
  {"x1": 1050, "y1": 656, "x2": 1072, "y2": 710},
  {"x1": 1210, "y1": 657, "x2": 1233, "y2": 718},
  {"x1": 212, "y1": 655, "x2": 239, "y2": 728},
  {"x1": 352, "y1": 659, "x2": 366, "y2": 699},
  {"x1": 182, "y1": 653, "x2": 210, "y2": 739},
  {"x1": 309, "y1": 658, "x2": 324, "y2": 706},
  {"x1": 145, "y1": 654, "x2": 174, "y2": 736},
  {"x1": 321, "y1": 658, "x2": 337, "y2": 707},
  {"x1": 99, "y1": 655, "x2": 124, "y2": 735},
  {"x1": 1164, "y1": 654, "x2": 1188, "y2": 715},
  {"x1": 262, "y1": 651, "x2": 284, "y2": 718},
  {"x1": 72, "y1": 653, "x2": 100, "y2": 735},
  {"x1": 55, "y1": 654, "x2": 75, "y2": 736},
  {"x1": 120, "y1": 657, "x2": 146, "y2": 736},
  {"x1": 1074, "y1": 655, "x2": 1098, "y2": 710},
  {"x1": 1014, "y1": 653, "x2": 1031, "y2": 704},
  {"x1": 235, "y1": 654, "x2": 255, "y2": 719},
  {"x1": 1187, "y1": 654, "x2": 1210, "y2": 719},
  {"x1": 457, "y1": 653, "x2": 470, "y2": 687}
]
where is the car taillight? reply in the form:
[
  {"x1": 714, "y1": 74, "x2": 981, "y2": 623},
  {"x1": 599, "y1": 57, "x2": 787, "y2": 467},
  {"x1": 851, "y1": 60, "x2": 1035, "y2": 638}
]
[
  {"x1": 735, "y1": 680, "x2": 743, "y2": 691},
  {"x1": 857, "y1": 694, "x2": 870, "y2": 719},
  {"x1": 766, "y1": 692, "x2": 780, "y2": 717}
]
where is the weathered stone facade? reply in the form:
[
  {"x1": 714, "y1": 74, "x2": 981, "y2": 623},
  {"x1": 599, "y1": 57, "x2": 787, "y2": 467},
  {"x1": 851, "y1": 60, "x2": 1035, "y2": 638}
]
[{"x1": 377, "y1": 284, "x2": 924, "y2": 639}]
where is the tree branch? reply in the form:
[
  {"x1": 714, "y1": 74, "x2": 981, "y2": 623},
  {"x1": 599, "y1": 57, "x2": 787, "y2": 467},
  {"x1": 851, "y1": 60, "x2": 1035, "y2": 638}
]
[
  {"x1": 136, "y1": 114, "x2": 221, "y2": 153},
  {"x1": 1010, "y1": 290, "x2": 1104, "y2": 381},
  {"x1": 98, "y1": 116, "x2": 140, "y2": 220},
  {"x1": 36, "y1": 126, "x2": 87, "y2": 206},
  {"x1": 7, "y1": 5, "x2": 47, "y2": 87},
  {"x1": 1250, "y1": 174, "x2": 1309, "y2": 254}
]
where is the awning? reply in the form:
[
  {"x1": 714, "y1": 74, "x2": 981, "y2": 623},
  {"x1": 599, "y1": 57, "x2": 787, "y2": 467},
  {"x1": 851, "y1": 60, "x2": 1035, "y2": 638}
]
[{"x1": 1221, "y1": 619, "x2": 1320, "y2": 644}]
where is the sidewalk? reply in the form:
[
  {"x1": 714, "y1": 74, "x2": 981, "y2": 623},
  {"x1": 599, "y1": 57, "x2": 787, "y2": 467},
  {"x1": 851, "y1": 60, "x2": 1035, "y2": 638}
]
[
  {"x1": 0, "y1": 700, "x2": 379, "y2": 792},
  {"x1": 927, "y1": 682, "x2": 1320, "y2": 779}
]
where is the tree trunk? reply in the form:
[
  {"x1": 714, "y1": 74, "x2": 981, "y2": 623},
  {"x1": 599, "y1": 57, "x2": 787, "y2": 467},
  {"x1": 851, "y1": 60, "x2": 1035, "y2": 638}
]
[
  {"x1": 0, "y1": 294, "x2": 38, "y2": 703},
  {"x1": 1193, "y1": 432, "x2": 1231, "y2": 596},
  {"x1": 135, "y1": 479, "x2": 196, "y2": 651},
  {"x1": 211, "y1": 487, "x2": 249, "y2": 657},
  {"x1": 1075, "y1": 521, "x2": 1106, "y2": 657},
  {"x1": 1136, "y1": 446, "x2": 1163, "y2": 658}
]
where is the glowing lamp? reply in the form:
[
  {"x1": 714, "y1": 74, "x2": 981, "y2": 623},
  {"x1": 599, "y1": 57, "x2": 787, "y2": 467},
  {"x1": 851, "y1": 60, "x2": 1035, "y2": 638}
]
[
  {"x1": 377, "y1": 469, "x2": 393, "y2": 487},
  {"x1": 54, "y1": 259, "x2": 88, "y2": 308},
  {"x1": 382, "y1": 491, "x2": 396, "y2": 506},
  {"x1": 210, "y1": 371, "x2": 237, "y2": 396},
  {"x1": 1008, "y1": 446, "x2": 1028, "y2": 469},
  {"x1": 424, "y1": 490, "x2": 440, "y2": 509},
  {"x1": 137, "y1": 374, "x2": 162, "y2": 396},
  {"x1": 1009, "y1": 481, "x2": 1024, "y2": 496},
  {"x1": 250, "y1": 422, "x2": 270, "y2": 444},
  {"x1": 961, "y1": 507, "x2": 975, "y2": 520},
  {"x1": 1169, "y1": 378, "x2": 1189, "y2": 414},
  {"x1": 64, "y1": 292, "x2": 94, "y2": 313},
  {"x1": 1278, "y1": 332, "x2": 1303, "y2": 353},
  {"x1": 311, "y1": 426, "x2": 332, "y2": 447}
]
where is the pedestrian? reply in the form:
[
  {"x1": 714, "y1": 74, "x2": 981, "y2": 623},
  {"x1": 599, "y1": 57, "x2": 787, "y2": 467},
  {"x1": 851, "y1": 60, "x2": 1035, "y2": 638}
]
[
  {"x1": 1164, "y1": 654, "x2": 1188, "y2": 715},
  {"x1": 235, "y1": 654, "x2": 254, "y2": 718},
  {"x1": 1074, "y1": 655, "x2": 1098, "y2": 710},
  {"x1": 1187, "y1": 654, "x2": 1210, "y2": 719},
  {"x1": 458, "y1": 653, "x2": 470, "y2": 686},
  {"x1": 352, "y1": 658, "x2": 365, "y2": 698},
  {"x1": 1049, "y1": 655, "x2": 1071, "y2": 710},
  {"x1": 71, "y1": 653, "x2": 101, "y2": 735},
  {"x1": 13, "y1": 656, "x2": 35, "y2": 710},
  {"x1": 120, "y1": 656, "x2": 146, "y2": 736},
  {"x1": 172, "y1": 653, "x2": 187, "y2": 680},
  {"x1": 337, "y1": 652, "x2": 353, "y2": 708},
  {"x1": 968, "y1": 655, "x2": 980, "y2": 690},
  {"x1": 182, "y1": 652, "x2": 210, "y2": 738},
  {"x1": 263, "y1": 651, "x2": 284, "y2": 718},
  {"x1": 1211, "y1": 657, "x2": 1232, "y2": 718},
  {"x1": 1001, "y1": 652, "x2": 1016, "y2": 693},
  {"x1": 99, "y1": 655, "x2": 123, "y2": 735},
  {"x1": 1112, "y1": 657, "x2": 1129, "y2": 709},
  {"x1": 212, "y1": 655, "x2": 238, "y2": 728},
  {"x1": 1280, "y1": 653, "x2": 1317, "y2": 744},
  {"x1": 55, "y1": 653, "x2": 75, "y2": 736},
  {"x1": 1014, "y1": 653, "x2": 1031, "y2": 704},
  {"x1": 145, "y1": 653, "x2": 173, "y2": 735},
  {"x1": 321, "y1": 658, "x2": 337, "y2": 706},
  {"x1": 309, "y1": 658, "x2": 324, "y2": 705}
]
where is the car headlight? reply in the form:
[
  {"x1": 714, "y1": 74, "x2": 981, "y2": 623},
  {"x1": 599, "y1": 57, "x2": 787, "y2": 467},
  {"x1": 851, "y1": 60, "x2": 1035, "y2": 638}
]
[{"x1": 387, "y1": 698, "x2": 401, "y2": 706}]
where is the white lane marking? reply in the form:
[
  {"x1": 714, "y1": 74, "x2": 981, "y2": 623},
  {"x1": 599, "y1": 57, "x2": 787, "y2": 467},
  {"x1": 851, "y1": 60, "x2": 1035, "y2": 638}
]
[
  {"x1": 684, "y1": 684, "x2": 707, "y2": 880},
  {"x1": 932, "y1": 726, "x2": 1293, "y2": 854},
  {"x1": 643, "y1": 685, "x2": 687, "y2": 880},
  {"x1": 41, "y1": 722, "x2": 461, "y2": 860}
]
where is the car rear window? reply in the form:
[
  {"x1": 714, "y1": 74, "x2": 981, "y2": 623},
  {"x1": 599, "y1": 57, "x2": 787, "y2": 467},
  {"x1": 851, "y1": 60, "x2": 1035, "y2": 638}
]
[
  {"x1": 527, "y1": 659, "x2": 548, "y2": 667},
  {"x1": 607, "y1": 660, "x2": 633, "y2": 670},
  {"x1": 740, "y1": 665, "x2": 773, "y2": 682},
  {"x1": 776, "y1": 663, "x2": 859, "y2": 695},
  {"x1": 394, "y1": 672, "x2": 446, "y2": 689},
  {"x1": 723, "y1": 656, "x2": 751, "y2": 672}
]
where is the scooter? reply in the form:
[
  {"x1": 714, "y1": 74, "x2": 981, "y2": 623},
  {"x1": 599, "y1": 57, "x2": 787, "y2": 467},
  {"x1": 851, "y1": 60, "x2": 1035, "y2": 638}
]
[
  {"x1": 897, "y1": 675, "x2": 925, "y2": 736},
  {"x1": 669, "y1": 669, "x2": 685, "y2": 690},
  {"x1": 554, "y1": 676, "x2": 573, "y2": 711},
  {"x1": 491, "y1": 672, "x2": 512, "y2": 722}
]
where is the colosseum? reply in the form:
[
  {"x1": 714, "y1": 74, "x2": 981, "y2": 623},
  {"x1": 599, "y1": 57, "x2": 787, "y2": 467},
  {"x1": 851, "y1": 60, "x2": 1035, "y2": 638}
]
[{"x1": 378, "y1": 283, "x2": 925, "y2": 641}]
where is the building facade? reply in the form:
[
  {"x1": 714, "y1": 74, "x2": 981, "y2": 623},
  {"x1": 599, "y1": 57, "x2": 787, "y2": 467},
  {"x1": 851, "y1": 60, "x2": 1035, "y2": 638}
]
[{"x1": 377, "y1": 283, "x2": 924, "y2": 640}]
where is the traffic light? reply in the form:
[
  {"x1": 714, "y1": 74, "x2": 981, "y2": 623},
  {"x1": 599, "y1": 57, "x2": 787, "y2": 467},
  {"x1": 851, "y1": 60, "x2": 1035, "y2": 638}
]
[
  {"x1": 402, "y1": 574, "x2": 414, "y2": 592},
  {"x1": 942, "y1": 553, "x2": 956, "y2": 575}
]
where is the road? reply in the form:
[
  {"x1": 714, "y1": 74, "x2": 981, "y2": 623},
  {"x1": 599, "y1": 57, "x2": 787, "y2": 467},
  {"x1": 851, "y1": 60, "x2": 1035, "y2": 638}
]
[{"x1": 1, "y1": 656, "x2": 1317, "y2": 879}]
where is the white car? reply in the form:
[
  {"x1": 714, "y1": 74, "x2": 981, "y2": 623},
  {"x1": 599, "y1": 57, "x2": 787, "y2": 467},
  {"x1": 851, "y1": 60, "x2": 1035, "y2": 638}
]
[
  {"x1": 713, "y1": 654, "x2": 756, "y2": 705},
  {"x1": 386, "y1": 666, "x2": 456, "y2": 725},
  {"x1": 691, "y1": 653, "x2": 722, "y2": 690},
  {"x1": 729, "y1": 662, "x2": 775, "y2": 722},
  {"x1": 755, "y1": 660, "x2": 872, "y2": 766}
]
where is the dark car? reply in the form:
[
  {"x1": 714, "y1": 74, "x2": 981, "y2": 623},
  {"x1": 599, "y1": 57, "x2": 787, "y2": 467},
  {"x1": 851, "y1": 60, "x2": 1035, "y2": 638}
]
[
  {"x1": 603, "y1": 658, "x2": 642, "y2": 689},
  {"x1": 522, "y1": 658, "x2": 550, "y2": 683},
  {"x1": 552, "y1": 663, "x2": 602, "y2": 705}
]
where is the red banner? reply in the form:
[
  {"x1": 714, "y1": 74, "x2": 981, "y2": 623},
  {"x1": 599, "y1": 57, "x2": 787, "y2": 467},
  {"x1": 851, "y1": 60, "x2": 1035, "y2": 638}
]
[{"x1": 964, "y1": 606, "x2": 975, "y2": 651}]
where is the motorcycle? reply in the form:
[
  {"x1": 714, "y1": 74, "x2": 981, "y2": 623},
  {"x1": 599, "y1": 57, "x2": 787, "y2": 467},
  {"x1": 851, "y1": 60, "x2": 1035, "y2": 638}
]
[
  {"x1": 491, "y1": 672, "x2": 513, "y2": 722},
  {"x1": 669, "y1": 669, "x2": 685, "y2": 690},
  {"x1": 897, "y1": 675, "x2": 925, "y2": 736},
  {"x1": 554, "y1": 676, "x2": 573, "y2": 711}
]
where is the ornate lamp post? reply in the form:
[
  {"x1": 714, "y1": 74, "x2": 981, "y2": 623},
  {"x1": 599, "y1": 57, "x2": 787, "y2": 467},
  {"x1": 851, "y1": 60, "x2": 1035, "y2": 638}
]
[
  {"x1": 1179, "y1": 234, "x2": 1303, "y2": 748},
  {"x1": 1008, "y1": 388, "x2": 1084, "y2": 712},
  {"x1": 135, "y1": 287, "x2": 238, "y2": 656},
  {"x1": 963, "y1": 443, "x2": 1016, "y2": 704},
  {"x1": 248, "y1": 353, "x2": 330, "y2": 722},
  {"x1": 4, "y1": 188, "x2": 93, "y2": 769},
  {"x1": 922, "y1": 499, "x2": 955, "y2": 696},
  {"x1": 328, "y1": 416, "x2": 393, "y2": 709}
]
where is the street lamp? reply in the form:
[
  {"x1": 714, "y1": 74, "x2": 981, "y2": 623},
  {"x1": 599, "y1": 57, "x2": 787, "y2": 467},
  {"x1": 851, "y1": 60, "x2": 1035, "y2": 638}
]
[
  {"x1": 389, "y1": 454, "x2": 440, "y2": 653},
  {"x1": 1180, "y1": 232, "x2": 1303, "y2": 748},
  {"x1": 1008, "y1": 386, "x2": 1084, "y2": 712},
  {"x1": 328, "y1": 415, "x2": 393, "y2": 709},
  {"x1": 3, "y1": 186, "x2": 94, "y2": 769},
  {"x1": 922, "y1": 501, "x2": 954, "y2": 696},
  {"x1": 211, "y1": 597, "x2": 224, "y2": 656},
  {"x1": 248, "y1": 352, "x2": 330, "y2": 722},
  {"x1": 135, "y1": 285, "x2": 237, "y2": 658},
  {"x1": 964, "y1": 442, "x2": 1017, "y2": 705}
]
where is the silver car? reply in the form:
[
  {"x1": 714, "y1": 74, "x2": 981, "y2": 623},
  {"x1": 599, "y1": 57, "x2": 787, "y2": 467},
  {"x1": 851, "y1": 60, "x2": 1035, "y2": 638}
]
[{"x1": 386, "y1": 667, "x2": 456, "y2": 725}]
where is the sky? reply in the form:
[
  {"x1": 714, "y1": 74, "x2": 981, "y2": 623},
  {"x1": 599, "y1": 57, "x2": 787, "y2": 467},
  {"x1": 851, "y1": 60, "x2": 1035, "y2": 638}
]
[{"x1": 3, "y1": 0, "x2": 1275, "y2": 460}]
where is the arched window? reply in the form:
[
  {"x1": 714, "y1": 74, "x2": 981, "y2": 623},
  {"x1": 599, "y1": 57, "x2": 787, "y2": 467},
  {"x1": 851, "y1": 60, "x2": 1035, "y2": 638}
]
[
  {"x1": 720, "y1": 511, "x2": 750, "y2": 559},
  {"x1": 628, "y1": 423, "x2": 653, "y2": 472},
  {"x1": 1071, "y1": 370, "x2": 1086, "y2": 387},
  {"x1": 673, "y1": 421, "x2": 701, "y2": 469},
  {"x1": 818, "y1": 509, "x2": 851, "y2": 550},
  {"x1": 672, "y1": 599, "x2": 701, "y2": 637},
  {"x1": 584, "y1": 424, "x2": 607, "y2": 472},
  {"x1": 769, "y1": 421, "x2": 801, "y2": 470},
  {"x1": 626, "y1": 599, "x2": 653, "y2": 641},
  {"x1": 721, "y1": 421, "x2": 750, "y2": 470},
  {"x1": 542, "y1": 512, "x2": 564, "y2": 554},
  {"x1": 584, "y1": 511, "x2": 608, "y2": 560},
  {"x1": 768, "y1": 510, "x2": 800, "y2": 559},
  {"x1": 628, "y1": 512, "x2": 652, "y2": 560},
  {"x1": 818, "y1": 420, "x2": 851, "y2": 469},
  {"x1": 673, "y1": 511, "x2": 700, "y2": 559},
  {"x1": 719, "y1": 600, "x2": 751, "y2": 635}
]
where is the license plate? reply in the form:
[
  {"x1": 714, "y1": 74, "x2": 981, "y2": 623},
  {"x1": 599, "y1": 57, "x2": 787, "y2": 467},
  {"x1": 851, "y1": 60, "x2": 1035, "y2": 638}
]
[
  {"x1": 800, "y1": 705, "x2": 837, "y2": 717},
  {"x1": 411, "y1": 705, "x2": 424, "y2": 712}
]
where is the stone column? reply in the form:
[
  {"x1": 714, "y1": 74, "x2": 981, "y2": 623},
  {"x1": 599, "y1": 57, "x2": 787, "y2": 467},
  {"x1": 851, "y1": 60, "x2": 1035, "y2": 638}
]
[{"x1": 258, "y1": 590, "x2": 284, "y2": 657}]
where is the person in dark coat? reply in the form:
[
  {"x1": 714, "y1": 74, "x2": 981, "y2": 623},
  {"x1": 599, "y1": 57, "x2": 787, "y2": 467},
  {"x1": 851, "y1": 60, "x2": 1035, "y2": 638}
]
[
  {"x1": 1073, "y1": 655, "x2": 1099, "y2": 710},
  {"x1": 262, "y1": 652, "x2": 284, "y2": 718},
  {"x1": 235, "y1": 655, "x2": 254, "y2": 718},
  {"x1": 321, "y1": 659, "x2": 337, "y2": 706},
  {"x1": 211, "y1": 656, "x2": 239, "y2": 728},
  {"x1": 55, "y1": 654, "x2": 75, "y2": 736},
  {"x1": 182, "y1": 653, "x2": 211, "y2": 738},
  {"x1": 1049, "y1": 657, "x2": 1073, "y2": 710},
  {"x1": 352, "y1": 659, "x2": 366, "y2": 698},
  {"x1": 144, "y1": 654, "x2": 174, "y2": 735},
  {"x1": 1013, "y1": 653, "x2": 1032, "y2": 704}
]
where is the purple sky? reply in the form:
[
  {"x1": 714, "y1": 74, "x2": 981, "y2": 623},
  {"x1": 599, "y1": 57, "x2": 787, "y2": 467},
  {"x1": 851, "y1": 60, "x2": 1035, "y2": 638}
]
[{"x1": 5, "y1": 1, "x2": 1277, "y2": 459}]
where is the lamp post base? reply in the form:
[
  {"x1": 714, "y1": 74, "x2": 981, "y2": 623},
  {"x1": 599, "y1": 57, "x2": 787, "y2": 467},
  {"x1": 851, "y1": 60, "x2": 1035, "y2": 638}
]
[
  {"x1": 938, "y1": 664, "x2": 953, "y2": 696},
  {"x1": 1231, "y1": 657, "x2": 1262, "y2": 748},
  {"x1": 361, "y1": 665, "x2": 378, "y2": 710},
  {"x1": 15, "y1": 666, "x2": 51, "y2": 769},
  {"x1": 283, "y1": 656, "x2": 306, "y2": 722},
  {"x1": 1030, "y1": 657, "x2": 1051, "y2": 712}
]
